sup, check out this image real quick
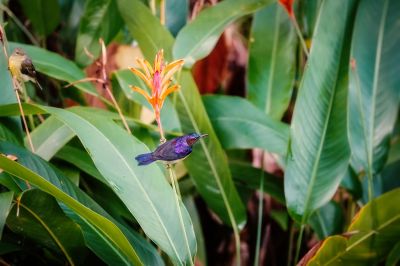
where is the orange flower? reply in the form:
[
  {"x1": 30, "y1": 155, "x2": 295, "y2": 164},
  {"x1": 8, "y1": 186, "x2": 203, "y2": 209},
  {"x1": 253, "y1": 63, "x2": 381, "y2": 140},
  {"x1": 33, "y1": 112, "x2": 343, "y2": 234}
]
[{"x1": 129, "y1": 50, "x2": 184, "y2": 140}]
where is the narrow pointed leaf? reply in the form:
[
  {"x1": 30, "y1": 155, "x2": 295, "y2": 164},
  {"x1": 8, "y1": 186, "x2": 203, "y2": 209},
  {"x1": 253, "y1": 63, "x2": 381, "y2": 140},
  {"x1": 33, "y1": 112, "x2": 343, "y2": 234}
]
[
  {"x1": 116, "y1": 0, "x2": 246, "y2": 228},
  {"x1": 284, "y1": 0, "x2": 355, "y2": 223},
  {"x1": 173, "y1": 0, "x2": 275, "y2": 67},
  {"x1": 348, "y1": 0, "x2": 400, "y2": 175},
  {"x1": 203, "y1": 95, "x2": 289, "y2": 155},
  {"x1": 247, "y1": 2, "x2": 296, "y2": 120}
]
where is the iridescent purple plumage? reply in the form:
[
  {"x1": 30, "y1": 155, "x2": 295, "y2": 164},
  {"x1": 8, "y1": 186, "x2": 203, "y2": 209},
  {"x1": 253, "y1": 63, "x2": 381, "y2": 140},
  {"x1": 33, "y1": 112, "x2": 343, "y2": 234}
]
[{"x1": 135, "y1": 133, "x2": 208, "y2": 166}]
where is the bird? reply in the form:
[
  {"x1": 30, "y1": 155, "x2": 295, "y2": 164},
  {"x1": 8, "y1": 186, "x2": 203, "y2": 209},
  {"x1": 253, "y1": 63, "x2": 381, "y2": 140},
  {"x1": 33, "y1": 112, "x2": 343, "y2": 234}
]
[
  {"x1": 8, "y1": 47, "x2": 43, "y2": 90},
  {"x1": 135, "y1": 133, "x2": 208, "y2": 166}
]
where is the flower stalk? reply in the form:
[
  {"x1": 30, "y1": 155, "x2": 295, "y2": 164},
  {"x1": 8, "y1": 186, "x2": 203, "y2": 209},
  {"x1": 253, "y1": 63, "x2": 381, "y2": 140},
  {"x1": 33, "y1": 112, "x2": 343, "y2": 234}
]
[{"x1": 130, "y1": 50, "x2": 194, "y2": 265}]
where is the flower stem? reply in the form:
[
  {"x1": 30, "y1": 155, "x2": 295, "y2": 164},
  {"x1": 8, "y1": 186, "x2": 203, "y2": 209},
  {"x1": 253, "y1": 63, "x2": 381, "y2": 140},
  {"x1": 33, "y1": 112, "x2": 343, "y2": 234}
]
[
  {"x1": 291, "y1": 15, "x2": 309, "y2": 58},
  {"x1": 294, "y1": 225, "x2": 304, "y2": 265},
  {"x1": 254, "y1": 153, "x2": 265, "y2": 266},
  {"x1": 167, "y1": 164, "x2": 194, "y2": 265},
  {"x1": 160, "y1": 0, "x2": 166, "y2": 25}
]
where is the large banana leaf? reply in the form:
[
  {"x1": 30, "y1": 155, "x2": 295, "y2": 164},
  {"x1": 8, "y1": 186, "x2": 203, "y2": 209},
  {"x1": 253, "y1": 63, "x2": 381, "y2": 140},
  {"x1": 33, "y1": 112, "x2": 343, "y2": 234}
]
[
  {"x1": 116, "y1": 0, "x2": 246, "y2": 227},
  {"x1": 247, "y1": 2, "x2": 296, "y2": 120},
  {"x1": 173, "y1": 0, "x2": 275, "y2": 67},
  {"x1": 0, "y1": 104, "x2": 195, "y2": 264},
  {"x1": 7, "y1": 189, "x2": 87, "y2": 265},
  {"x1": 45, "y1": 106, "x2": 196, "y2": 264},
  {"x1": 348, "y1": 0, "x2": 400, "y2": 176},
  {"x1": 203, "y1": 95, "x2": 289, "y2": 155},
  {"x1": 0, "y1": 154, "x2": 142, "y2": 265},
  {"x1": 75, "y1": 0, "x2": 123, "y2": 66},
  {"x1": 302, "y1": 188, "x2": 400, "y2": 265},
  {"x1": 0, "y1": 140, "x2": 162, "y2": 266},
  {"x1": 284, "y1": 0, "x2": 355, "y2": 223}
]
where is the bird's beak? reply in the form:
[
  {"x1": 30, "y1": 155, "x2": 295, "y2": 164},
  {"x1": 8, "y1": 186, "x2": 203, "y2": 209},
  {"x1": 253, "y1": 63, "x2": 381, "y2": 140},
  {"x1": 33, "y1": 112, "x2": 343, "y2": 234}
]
[{"x1": 200, "y1": 134, "x2": 208, "y2": 138}]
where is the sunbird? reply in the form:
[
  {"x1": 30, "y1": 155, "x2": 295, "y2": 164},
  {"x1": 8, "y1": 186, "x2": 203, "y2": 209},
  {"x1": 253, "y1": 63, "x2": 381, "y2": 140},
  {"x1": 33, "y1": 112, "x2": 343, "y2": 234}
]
[
  {"x1": 8, "y1": 48, "x2": 43, "y2": 90},
  {"x1": 135, "y1": 133, "x2": 208, "y2": 166}
]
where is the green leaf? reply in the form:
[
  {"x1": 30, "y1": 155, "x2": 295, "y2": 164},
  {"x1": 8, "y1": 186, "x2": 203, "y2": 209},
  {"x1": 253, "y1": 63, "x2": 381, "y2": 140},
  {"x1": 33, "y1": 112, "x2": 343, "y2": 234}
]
[
  {"x1": 116, "y1": 0, "x2": 174, "y2": 60},
  {"x1": 18, "y1": 0, "x2": 60, "y2": 36},
  {"x1": 116, "y1": 0, "x2": 246, "y2": 228},
  {"x1": 7, "y1": 189, "x2": 87, "y2": 265},
  {"x1": 0, "y1": 153, "x2": 142, "y2": 265},
  {"x1": 75, "y1": 0, "x2": 123, "y2": 66},
  {"x1": 173, "y1": 0, "x2": 275, "y2": 67},
  {"x1": 166, "y1": 0, "x2": 188, "y2": 36},
  {"x1": 0, "y1": 140, "x2": 162, "y2": 266},
  {"x1": 309, "y1": 201, "x2": 344, "y2": 240},
  {"x1": 229, "y1": 160, "x2": 285, "y2": 204},
  {"x1": 303, "y1": 0, "x2": 322, "y2": 38},
  {"x1": 340, "y1": 167, "x2": 362, "y2": 200},
  {"x1": 33, "y1": 105, "x2": 195, "y2": 264},
  {"x1": 8, "y1": 43, "x2": 103, "y2": 100},
  {"x1": 284, "y1": 0, "x2": 355, "y2": 223},
  {"x1": 0, "y1": 120, "x2": 21, "y2": 145},
  {"x1": 304, "y1": 188, "x2": 400, "y2": 265},
  {"x1": 55, "y1": 145, "x2": 106, "y2": 184},
  {"x1": 348, "y1": 0, "x2": 400, "y2": 175},
  {"x1": 0, "y1": 191, "x2": 13, "y2": 238},
  {"x1": 176, "y1": 72, "x2": 246, "y2": 227},
  {"x1": 247, "y1": 2, "x2": 296, "y2": 120},
  {"x1": 203, "y1": 95, "x2": 289, "y2": 155},
  {"x1": 386, "y1": 241, "x2": 400, "y2": 266},
  {"x1": 30, "y1": 116, "x2": 75, "y2": 161}
]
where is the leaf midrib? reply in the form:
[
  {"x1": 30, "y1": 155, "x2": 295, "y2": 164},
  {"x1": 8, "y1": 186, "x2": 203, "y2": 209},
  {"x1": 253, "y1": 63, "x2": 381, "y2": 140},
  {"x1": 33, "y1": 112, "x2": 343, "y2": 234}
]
[
  {"x1": 265, "y1": 6, "x2": 281, "y2": 115},
  {"x1": 19, "y1": 202, "x2": 75, "y2": 266},
  {"x1": 368, "y1": 0, "x2": 389, "y2": 174},
  {"x1": 177, "y1": 2, "x2": 249, "y2": 60}
]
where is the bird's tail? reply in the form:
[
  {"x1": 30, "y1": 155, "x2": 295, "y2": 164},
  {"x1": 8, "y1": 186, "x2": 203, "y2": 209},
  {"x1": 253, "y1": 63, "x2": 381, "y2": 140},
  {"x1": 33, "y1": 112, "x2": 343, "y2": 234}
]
[{"x1": 135, "y1": 152, "x2": 156, "y2": 166}]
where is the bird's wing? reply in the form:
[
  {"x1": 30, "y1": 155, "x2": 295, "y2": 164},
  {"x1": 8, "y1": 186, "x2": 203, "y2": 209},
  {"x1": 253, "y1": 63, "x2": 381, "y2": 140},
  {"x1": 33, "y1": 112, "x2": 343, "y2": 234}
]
[
  {"x1": 153, "y1": 139, "x2": 191, "y2": 161},
  {"x1": 21, "y1": 58, "x2": 37, "y2": 81}
]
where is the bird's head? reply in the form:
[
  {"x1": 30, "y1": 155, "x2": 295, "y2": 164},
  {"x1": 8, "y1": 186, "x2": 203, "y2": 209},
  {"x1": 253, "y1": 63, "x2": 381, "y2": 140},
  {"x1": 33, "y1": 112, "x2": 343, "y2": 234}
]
[
  {"x1": 185, "y1": 133, "x2": 208, "y2": 146},
  {"x1": 12, "y1": 48, "x2": 26, "y2": 57}
]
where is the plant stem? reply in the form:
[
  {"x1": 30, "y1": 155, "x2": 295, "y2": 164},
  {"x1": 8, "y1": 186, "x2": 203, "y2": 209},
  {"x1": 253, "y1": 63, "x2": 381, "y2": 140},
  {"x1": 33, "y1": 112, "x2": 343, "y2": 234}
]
[
  {"x1": 157, "y1": 106, "x2": 192, "y2": 265},
  {"x1": 13, "y1": 81, "x2": 34, "y2": 154},
  {"x1": 254, "y1": 153, "x2": 265, "y2": 266},
  {"x1": 294, "y1": 225, "x2": 304, "y2": 265},
  {"x1": 291, "y1": 15, "x2": 309, "y2": 58},
  {"x1": 167, "y1": 165, "x2": 193, "y2": 265},
  {"x1": 160, "y1": 0, "x2": 166, "y2": 25},
  {"x1": 98, "y1": 39, "x2": 131, "y2": 134},
  {"x1": 0, "y1": 5, "x2": 39, "y2": 46},
  {"x1": 149, "y1": 0, "x2": 156, "y2": 16},
  {"x1": 287, "y1": 223, "x2": 295, "y2": 266}
]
